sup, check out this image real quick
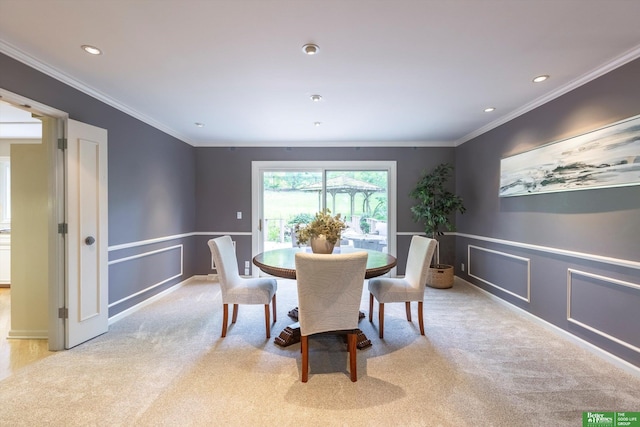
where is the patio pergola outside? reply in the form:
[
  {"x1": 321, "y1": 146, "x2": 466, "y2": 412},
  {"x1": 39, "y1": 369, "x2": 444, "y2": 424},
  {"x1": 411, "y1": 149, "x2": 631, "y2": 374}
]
[{"x1": 298, "y1": 176, "x2": 384, "y2": 220}]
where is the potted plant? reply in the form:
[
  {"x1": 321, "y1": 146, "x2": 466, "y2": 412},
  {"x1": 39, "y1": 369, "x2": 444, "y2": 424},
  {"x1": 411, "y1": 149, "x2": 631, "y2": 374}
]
[
  {"x1": 294, "y1": 209, "x2": 347, "y2": 253},
  {"x1": 410, "y1": 163, "x2": 466, "y2": 288}
]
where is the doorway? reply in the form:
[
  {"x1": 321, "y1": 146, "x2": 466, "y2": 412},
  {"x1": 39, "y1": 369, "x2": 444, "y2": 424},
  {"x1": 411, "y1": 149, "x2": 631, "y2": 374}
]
[
  {"x1": 0, "y1": 95, "x2": 61, "y2": 376},
  {"x1": 0, "y1": 88, "x2": 110, "y2": 370}
]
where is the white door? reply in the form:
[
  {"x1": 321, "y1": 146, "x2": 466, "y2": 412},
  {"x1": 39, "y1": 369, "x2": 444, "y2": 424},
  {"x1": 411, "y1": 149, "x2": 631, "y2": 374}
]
[{"x1": 65, "y1": 119, "x2": 108, "y2": 348}]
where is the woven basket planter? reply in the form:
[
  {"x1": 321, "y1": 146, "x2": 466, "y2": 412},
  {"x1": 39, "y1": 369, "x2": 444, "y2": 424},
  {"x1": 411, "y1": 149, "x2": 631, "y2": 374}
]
[{"x1": 426, "y1": 264, "x2": 454, "y2": 289}]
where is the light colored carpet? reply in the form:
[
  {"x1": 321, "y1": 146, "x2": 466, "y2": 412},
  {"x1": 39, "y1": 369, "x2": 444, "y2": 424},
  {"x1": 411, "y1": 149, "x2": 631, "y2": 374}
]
[{"x1": 1, "y1": 277, "x2": 638, "y2": 426}]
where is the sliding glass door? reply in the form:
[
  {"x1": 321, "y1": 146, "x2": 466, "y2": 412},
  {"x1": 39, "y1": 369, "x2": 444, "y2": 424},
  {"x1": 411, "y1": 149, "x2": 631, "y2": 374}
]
[
  {"x1": 262, "y1": 169, "x2": 322, "y2": 251},
  {"x1": 324, "y1": 170, "x2": 389, "y2": 252},
  {"x1": 252, "y1": 161, "x2": 396, "y2": 268}
]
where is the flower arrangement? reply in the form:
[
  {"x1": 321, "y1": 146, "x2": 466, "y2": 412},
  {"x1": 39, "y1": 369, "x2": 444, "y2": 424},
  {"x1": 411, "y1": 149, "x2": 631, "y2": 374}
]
[{"x1": 294, "y1": 209, "x2": 347, "y2": 246}]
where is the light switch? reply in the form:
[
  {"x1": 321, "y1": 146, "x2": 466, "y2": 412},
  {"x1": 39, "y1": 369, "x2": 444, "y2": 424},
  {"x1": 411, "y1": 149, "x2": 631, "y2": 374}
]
[{"x1": 236, "y1": 211, "x2": 242, "y2": 219}]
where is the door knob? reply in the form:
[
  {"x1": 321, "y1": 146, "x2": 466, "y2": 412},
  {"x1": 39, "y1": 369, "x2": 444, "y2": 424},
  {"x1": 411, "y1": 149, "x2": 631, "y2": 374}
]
[{"x1": 85, "y1": 236, "x2": 96, "y2": 245}]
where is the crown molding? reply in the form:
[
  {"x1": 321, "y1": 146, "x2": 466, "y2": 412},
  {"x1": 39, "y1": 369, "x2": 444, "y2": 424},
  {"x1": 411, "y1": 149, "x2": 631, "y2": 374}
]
[
  {"x1": 455, "y1": 43, "x2": 640, "y2": 147},
  {"x1": 0, "y1": 40, "x2": 194, "y2": 145},
  {"x1": 191, "y1": 139, "x2": 454, "y2": 148},
  {"x1": 4, "y1": 38, "x2": 640, "y2": 149}
]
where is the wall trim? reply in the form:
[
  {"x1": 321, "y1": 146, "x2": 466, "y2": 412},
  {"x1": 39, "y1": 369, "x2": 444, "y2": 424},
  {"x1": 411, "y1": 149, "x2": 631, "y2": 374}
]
[
  {"x1": 7, "y1": 329, "x2": 48, "y2": 339},
  {"x1": 5, "y1": 39, "x2": 640, "y2": 149},
  {"x1": 455, "y1": 43, "x2": 640, "y2": 146},
  {"x1": 108, "y1": 245, "x2": 183, "y2": 308},
  {"x1": 109, "y1": 233, "x2": 194, "y2": 251},
  {"x1": 456, "y1": 233, "x2": 640, "y2": 270},
  {"x1": 108, "y1": 232, "x2": 252, "y2": 251},
  {"x1": 468, "y1": 244, "x2": 531, "y2": 302},
  {"x1": 109, "y1": 276, "x2": 188, "y2": 325},
  {"x1": 457, "y1": 276, "x2": 640, "y2": 378},
  {"x1": 0, "y1": 40, "x2": 191, "y2": 145},
  {"x1": 567, "y1": 268, "x2": 640, "y2": 354},
  {"x1": 108, "y1": 275, "x2": 219, "y2": 325}
]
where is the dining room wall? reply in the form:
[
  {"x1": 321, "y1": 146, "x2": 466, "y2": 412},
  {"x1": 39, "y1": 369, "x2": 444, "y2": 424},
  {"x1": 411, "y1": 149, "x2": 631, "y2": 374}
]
[
  {"x1": 454, "y1": 57, "x2": 640, "y2": 368},
  {"x1": 1, "y1": 52, "x2": 198, "y2": 318},
  {"x1": 193, "y1": 146, "x2": 456, "y2": 276}
]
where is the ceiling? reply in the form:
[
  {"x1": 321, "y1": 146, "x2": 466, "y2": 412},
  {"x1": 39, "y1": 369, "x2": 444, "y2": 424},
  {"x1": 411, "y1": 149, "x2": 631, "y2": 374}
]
[
  {"x1": 1, "y1": 0, "x2": 640, "y2": 147},
  {"x1": 0, "y1": 101, "x2": 42, "y2": 139}
]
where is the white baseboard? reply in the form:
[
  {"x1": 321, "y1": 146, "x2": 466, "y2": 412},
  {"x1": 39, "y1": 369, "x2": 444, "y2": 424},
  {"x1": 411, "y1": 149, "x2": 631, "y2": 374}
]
[
  {"x1": 455, "y1": 276, "x2": 640, "y2": 378},
  {"x1": 7, "y1": 330, "x2": 48, "y2": 339},
  {"x1": 108, "y1": 276, "x2": 196, "y2": 325}
]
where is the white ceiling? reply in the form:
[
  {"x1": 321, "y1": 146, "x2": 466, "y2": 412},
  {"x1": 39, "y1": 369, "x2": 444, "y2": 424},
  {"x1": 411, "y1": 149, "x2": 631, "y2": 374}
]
[
  {"x1": 0, "y1": 101, "x2": 42, "y2": 139},
  {"x1": 1, "y1": 0, "x2": 640, "y2": 147}
]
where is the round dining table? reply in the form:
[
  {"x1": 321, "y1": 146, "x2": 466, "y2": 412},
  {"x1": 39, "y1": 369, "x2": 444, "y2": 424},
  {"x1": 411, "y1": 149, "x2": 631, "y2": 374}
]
[{"x1": 252, "y1": 246, "x2": 397, "y2": 349}]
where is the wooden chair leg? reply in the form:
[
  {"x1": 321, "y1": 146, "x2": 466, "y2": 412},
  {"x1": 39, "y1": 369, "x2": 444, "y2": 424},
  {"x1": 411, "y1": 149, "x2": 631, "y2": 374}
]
[
  {"x1": 272, "y1": 294, "x2": 277, "y2": 323},
  {"x1": 264, "y1": 304, "x2": 271, "y2": 339},
  {"x1": 221, "y1": 304, "x2": 229, "y2": 337},
  {"x1": 405, "y1": 301, "x2": 412, "y2": 321},
  {"x1": 418, "y1": 301, "x2": 425, "y2": 335},
  {"x1": 369, "y1": 293, "x2": 374, "y2": 322},
  {"x1": 348, "y1": 332, "x2": 357, "y2": 382},
  {"x1": 378, "y1": 303, "x2": 384, "y2": 338},
  {"x1": 301, "y1": 335, "x2": 309, "y2": 383},
  {"x1": 232, "y1": 304, "x2": 238, "y2": 323}
]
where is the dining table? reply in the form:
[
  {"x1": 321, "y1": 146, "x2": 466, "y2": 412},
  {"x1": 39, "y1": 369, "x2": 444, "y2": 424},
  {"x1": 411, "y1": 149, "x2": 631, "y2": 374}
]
[{"x1": 252, "y1": 246, "x2": 397, "y2": 349}]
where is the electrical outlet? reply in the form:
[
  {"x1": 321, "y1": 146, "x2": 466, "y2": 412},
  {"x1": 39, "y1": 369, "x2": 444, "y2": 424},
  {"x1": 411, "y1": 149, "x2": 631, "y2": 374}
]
[
  {"x1": 236, "y1": 211, "x2": 242, "y2": 219},
  {"x1": 244, "y1": 268, "x2": 250, "y2": 276},
  {"x1": 461, "y1": 263, "x2": 465, "y2": 272}
]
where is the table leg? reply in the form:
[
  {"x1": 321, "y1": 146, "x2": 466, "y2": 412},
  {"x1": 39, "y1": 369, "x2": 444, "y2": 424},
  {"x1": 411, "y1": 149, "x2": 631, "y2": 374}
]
[{"x1": 274, "y1": 308, "x2": 372, "y2": 349}]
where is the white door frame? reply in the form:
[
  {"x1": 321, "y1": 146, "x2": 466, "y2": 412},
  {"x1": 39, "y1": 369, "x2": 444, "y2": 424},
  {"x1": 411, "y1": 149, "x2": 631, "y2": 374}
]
[
  {"x1": 1, "y1": 88, "x2": 68, "y2": 350},
  {"x1": 251, "y1": 160, "x2": 397, "y2": 275}
]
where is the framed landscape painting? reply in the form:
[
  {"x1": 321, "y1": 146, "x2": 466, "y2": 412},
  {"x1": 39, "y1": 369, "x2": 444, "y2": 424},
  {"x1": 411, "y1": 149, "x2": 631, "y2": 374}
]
[{"x1": 499, "y1": 114, "x2": 640, "y2": 197}]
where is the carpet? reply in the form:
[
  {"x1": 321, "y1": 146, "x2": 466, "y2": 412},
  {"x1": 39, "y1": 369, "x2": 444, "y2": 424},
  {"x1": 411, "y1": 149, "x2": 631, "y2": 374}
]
[{"x1": 0, "y1": 277, "x2": 638, "y2": 426}]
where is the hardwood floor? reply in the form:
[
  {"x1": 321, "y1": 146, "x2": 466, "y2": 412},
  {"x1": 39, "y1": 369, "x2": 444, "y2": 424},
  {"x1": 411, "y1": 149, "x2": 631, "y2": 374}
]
[{"x1": 0, "y1": 288, "x2": 54, "y2": 381}]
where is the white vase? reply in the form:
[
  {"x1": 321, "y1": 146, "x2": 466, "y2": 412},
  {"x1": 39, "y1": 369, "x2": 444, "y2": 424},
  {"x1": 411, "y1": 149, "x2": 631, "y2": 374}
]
[{"x1": 310, "y1": 235, "x2": 335, "y2": 254}]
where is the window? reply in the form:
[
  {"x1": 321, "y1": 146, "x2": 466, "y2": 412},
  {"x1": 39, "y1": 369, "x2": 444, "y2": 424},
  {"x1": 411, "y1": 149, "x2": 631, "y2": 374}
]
[{"x1": 252, "y1": 161, "x2": 397, "y2": 257}]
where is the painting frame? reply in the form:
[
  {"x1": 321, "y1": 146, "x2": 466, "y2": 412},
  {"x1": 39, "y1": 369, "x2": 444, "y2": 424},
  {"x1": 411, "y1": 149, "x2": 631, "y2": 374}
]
[{"x1": 499, "y1": 114, "x2": 640, "y2": 197}]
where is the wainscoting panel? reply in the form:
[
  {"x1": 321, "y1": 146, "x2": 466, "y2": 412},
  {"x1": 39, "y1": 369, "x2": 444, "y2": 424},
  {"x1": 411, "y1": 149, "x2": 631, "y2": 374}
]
[
  {"x1": 468, "y1": 245, "x2": 530, "y2": 302},
  {"x1": 108, "y1": 245, "x2": 183, "y2": 309},
  {"x1": 567, "y1": 268, "x2": 640, "y2": 353}
]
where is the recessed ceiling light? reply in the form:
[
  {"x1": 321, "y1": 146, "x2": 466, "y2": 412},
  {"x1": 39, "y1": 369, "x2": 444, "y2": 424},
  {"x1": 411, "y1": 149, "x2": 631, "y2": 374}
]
[
  {"x1": 314, "y1": 122, "x2": 322, "y2": 127},
  {"x1": 81, "y1": 45, "x2": 102, "y2": 55},
  {"x1": 195, "y1": 122, "x2": 205, "y2": 128},
  {"x1": 302, "y1": 44, "x2": 320, "y2": 55},
  {"x1": 484, "y1": 107, "x2": 496, "y2": 113},
  {"x1": 310, "y1": 94, "x2": 322, "y2": 102},
  {"x1": 532, "y1": 75, "x2": 549, "y2": 83}
]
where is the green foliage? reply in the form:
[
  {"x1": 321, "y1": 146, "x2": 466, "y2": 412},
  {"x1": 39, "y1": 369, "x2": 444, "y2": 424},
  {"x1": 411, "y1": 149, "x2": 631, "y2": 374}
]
[
  {"x1": 267, "y1": 222, "x2": 281, "y2": 241},
  {"x1": 359, "y1": 215, "x2": 371, "y2": 234},
  {"x1": 287, "y1": 212, "x2": 314, "y2": 226},
  {"x1": 410, "y1": 163, "x2": 466, "y2": 239},
  {"x1": 294, "y1": 209, "x2": 347, "y2": 246},
  {"x1": 371, "y1": 196, "x2": 387, "y2": 220}
]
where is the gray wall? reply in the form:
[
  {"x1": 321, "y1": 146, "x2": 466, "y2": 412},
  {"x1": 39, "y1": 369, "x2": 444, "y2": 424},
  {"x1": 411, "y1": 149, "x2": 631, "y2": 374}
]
[
  {"x1": 193, "y1": 146, "x2": 456, "y2": 275},
  {"x1": 1, "y1": 53, "x2": 197, "y2": 316},
  {"x1": 455, "y1": 58, "x2": 640, "y2": 367}
]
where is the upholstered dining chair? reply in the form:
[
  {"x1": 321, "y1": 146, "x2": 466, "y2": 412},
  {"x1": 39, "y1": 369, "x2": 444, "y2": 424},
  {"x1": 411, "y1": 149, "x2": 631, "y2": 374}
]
[
  {"x1": 295, "y1": 251, "x2": 368, "y2": 383},
  {"x1": 208, "y1": 236, "x2": 277, "y2": 339},
  {"x1": 368, "y1": 235, "x2": 437, "y2": 338}
]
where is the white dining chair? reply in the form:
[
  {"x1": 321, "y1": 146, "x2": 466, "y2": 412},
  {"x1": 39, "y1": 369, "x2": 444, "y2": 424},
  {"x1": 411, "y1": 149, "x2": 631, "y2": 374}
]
[
  {"x1": 368, "y1": 235, "x2": 437, "y2": 338},
  {"x1": 295, "y1": 251, "x2": 368, "y2": 382},
  {"x1": 208, "y1": 236, "x2": 277, "y2": 338}
]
